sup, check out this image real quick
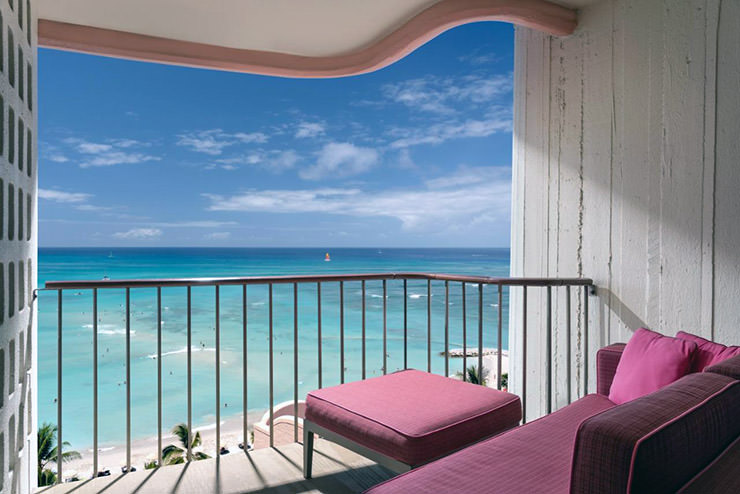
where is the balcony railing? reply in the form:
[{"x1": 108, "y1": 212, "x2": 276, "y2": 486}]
[{"x1": 39, "y1": 273, "x2": 593, "y2": 484}]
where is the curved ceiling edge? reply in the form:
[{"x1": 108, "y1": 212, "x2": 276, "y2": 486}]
[{"x1": 38, "y1": 0, "x2": 577, "y2": 78}]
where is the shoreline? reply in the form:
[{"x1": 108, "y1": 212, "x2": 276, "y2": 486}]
[{"x1": 62, "y1": 411, "x2": 265, "y2": 479}]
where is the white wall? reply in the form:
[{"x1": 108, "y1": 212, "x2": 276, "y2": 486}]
[
  {"x1": 510, "y1": 0, "x2": 740, "y2": 420},
  {"x1": 0, "y1": 1, "x2": 36, "y2": 492}
]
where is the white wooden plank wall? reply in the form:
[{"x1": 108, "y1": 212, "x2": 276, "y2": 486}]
[{"x1": 509, "y1": 0, "x2": 740, "y2": 421}]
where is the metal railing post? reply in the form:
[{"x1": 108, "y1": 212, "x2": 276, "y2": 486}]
[
  {"x1": 340, "y1": 281, "x2": 345, "y2": 383},
  {"x1": 157, "y1": 287, "x2": 162, "y2": 466},
  {"x1": 187, "y1": 286, "x2": 192, "y2": 461},
  {"x1": 317, "y1": 282, "x2": 322, "y2": 388},
  {"x1": 125, "y1": 288, "x2": 131, "y2": 471},
  {"x1": 57, "y1": 290, "x2": 63, "y2": 483},
  {"x1": 522, "y1": 286, "x2": 528, "y2": 424},
  {"x1": 403, "y1": 279, "x2": 408, "y2": 370},
  {"x1": 242, "y1": 285, "x2": 248, "y2": 448},
  {"x1": 294, "y1": 283, "x2": 299, "y2": 442},
  {"x1": 583, "y1": 285, "x2": 590, "y2": 397},
  {"x1": 566, "y1": 286, "x2": 572, "y2": 404},
  {"x1": 427, "y1": 280, "x2": 431, "y2": 373},
  {"x1": 497, "y1": 283, "x2": 503, "y2": 390},
  {"x1": 478, "y1": 283, "x2": 483, "y2": 383},
  {"x1": 93, "y1": 288, "x2": 99, "y2": 474},
  {"x1": 444, "y1": 281, "x2": 449, "y2": 377},
  {"x1": 383, "y1": 280, "x2": 387, "y2": 375},
  {"x1": 362, "y1": 280, "x2": 366, "y2": 380},
  {"x1": 269, "y1": 284, "x2": 274, "y2": 447},
  {"x1": 462, "y1": 283, "x2": 467, "y2": 381},
  {"x1": 215, "y1": 286, "x2": 221, "y2": 456},
  {"x1": 546, "y1": 286, "x2": 553, "y2": 414}
]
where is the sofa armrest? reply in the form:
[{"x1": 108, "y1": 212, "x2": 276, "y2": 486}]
[
  {"x1": 570, "y1": 373, "x2": 740, "y2": 494},
  {"x1": 596, "y1": 344, "x2": 626, "y2": 396}
]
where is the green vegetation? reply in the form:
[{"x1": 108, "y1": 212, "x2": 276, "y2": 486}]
[
  {"x1": 161, "y1": 423, "x2": 211, "y2": 465},
  {"x1": 456, "y1": 365, "x2": 489, "y2": 386},
  {"x1": 37, "y1": 422, "x2": 81, "y2": 486}
]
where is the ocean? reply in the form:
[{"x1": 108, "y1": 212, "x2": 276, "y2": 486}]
[{"x1": 37, "y1": 247, "x2": 510, "y2": 451}]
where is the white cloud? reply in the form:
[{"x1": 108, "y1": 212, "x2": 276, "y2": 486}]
[
  {"x1": 177, "y1": 129, "x2": 268, "y2": 155},
  {"x1": 214, "y1": 150, "x2": 299, "y2": 172},
  {"x1": 49, "y1": 154, "x2": 70, "y2": 163},
  {"x1": 382, "y1": 73, "x2": 512, "y2": 114},
  {"x1": 389, "y1": 116, "x2": 512, "y2": 148},
  {"x1": 62, "y1": 137, "x2": 161, "y2": 168},
  {"x1": 39, "y1": 189, "x2": 91, "y2": 203},
  {"x1": 268, "y1": 150, "x2": 301, "y2": 171},
  {"x1": 295, "y1": 122, "x2": 326, "y2": 139},
  {"x1": 74, "y1": 204, "x2": 113, "y2": 212},
  {"x1": 110, "y1": 138, "x2": 144, "y2": 148},
  {"x1": 459, "y1": 53, "x2": 498, "y2": 65},
  {"x1": 77, "y1": 142, "x2": 113, "y2": 154},
  {"x1": 205, "y1": 232, "x2": 231, "y2": 240},
  {"x1": 80, "y1": 151, "x2": 161, "y2": 168},
  {"x1": 234, "y1": 132, "x2": 269, "y2": 143},
  {"x1": 150, "y1": 221, "x2": 236, "y2": 228},
  {"x1": 300, "y1": 142, "x2": 379, "y2": 180},
  {"x1": 113, "y1": 228, "x2": 163, "y2": 239},
  {"x1": 397, "y1": 149, "x2": 416, "y2": 170},
  {"x1": 205, "y1": 166, "x2": 510, "y2": 231}
]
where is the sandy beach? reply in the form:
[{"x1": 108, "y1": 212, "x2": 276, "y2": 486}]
[{"x1": 64, "y1": 411, "x2": 265, "y2": 479}]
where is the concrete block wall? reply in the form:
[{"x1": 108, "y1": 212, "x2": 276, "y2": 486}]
[{"x1": 0, "y1": 0, "x2": 36, "y2": 492}]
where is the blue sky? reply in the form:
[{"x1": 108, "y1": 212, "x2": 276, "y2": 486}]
[{"x1": 39, "y1": 22, "x2": 513, "y2": 248}]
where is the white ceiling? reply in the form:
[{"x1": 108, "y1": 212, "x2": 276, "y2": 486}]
[
  {"x1": 38, "y1": 1, "x2": 602, "y2": 58},
  {"x1": 38, "y1": 0, "x2": 447, "y2": 57}
]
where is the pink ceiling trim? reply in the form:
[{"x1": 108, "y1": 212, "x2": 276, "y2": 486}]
[{"x1": 38, "y1": 0, "x2": 576, "y2": 78}]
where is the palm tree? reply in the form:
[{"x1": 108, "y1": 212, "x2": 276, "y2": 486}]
[
  {"x1": 161, "y1": 423, "x2": 211, "y2": 465},
  {"x1": 37, "y1": 422, "x2": 81, "y2": 486},
  {"x1": 456, "y1": 365, "x2": 489, "y2": 386}
]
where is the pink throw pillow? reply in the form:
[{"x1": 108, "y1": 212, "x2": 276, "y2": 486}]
[
  {"x1": 676, "y1": 331, "x2": 740, "y2": 372},
  {"x1": 608, "y1": 328, "x2": 696, "y2": 404}
]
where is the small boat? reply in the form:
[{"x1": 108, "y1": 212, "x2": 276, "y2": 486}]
[
  {"x1": 108, "y1": 251, "x2": 114, "y2": 258},
  {"x1": 102, "y1": 275, "x2": 110, "y2": 281},
  {"x1": 324, "y1": 252, "x2": 331, "y2": 262}
]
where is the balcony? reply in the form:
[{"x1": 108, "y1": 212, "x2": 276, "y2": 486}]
[
  {"x1": 40, "y1": 439, "x2": 393, "y2": 494},
  {"x1": 36, "y1": 272, "x2": 591, "y2": 493}
]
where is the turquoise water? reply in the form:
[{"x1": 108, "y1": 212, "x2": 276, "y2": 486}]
[{"x1": 38, "y1": 248, "x2": 510, "y2": 450}]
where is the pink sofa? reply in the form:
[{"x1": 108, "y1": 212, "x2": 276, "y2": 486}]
[{"x1": 365, "y1": 345, "x2": 740, "y2": 493}]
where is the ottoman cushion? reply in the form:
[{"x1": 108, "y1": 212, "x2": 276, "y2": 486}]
[{"x1": 305, "y1": 369, "x2": 521, "y2": 465}]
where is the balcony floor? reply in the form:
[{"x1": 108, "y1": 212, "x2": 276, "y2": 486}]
[{"x1": 38, "y1": 439, "x2": 395, "y2": 494}]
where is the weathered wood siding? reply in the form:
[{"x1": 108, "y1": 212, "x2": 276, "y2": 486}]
[{"x1": 510, "y1": 0, "x2": 740, "y2": 420}]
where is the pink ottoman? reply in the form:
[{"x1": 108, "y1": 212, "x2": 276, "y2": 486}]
[{"x1": 303, "y1": 369, "x2": 521, "y2": 478}]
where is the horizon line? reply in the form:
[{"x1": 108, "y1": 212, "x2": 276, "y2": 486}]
[{"x1": 39, "y1": 245, "x2": 511, "y2": 250}]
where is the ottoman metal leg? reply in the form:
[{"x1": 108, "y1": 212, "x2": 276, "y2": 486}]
[{"x1": 303, "y1": 420, "x2": 315, "y2": 479}]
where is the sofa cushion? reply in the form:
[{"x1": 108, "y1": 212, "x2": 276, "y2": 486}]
[
  {"x1": 705, "y1": 354, "x2": 740, "y2": 381},
  {"x1": 676, "y1": 331, "x2": 740, "y2": 372},
  {"x1": 305, "y1": 369, "x2": 521, "y2": 466},
  {"x1": 608, "y1": 328, "x2": 696, "y2": 404},
  {"x1": 571, "y1": 372, "x2": 740, "y2": 494},
  {"x1": 365, "y1": 394, "x2": 615, "y2": 494}
]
